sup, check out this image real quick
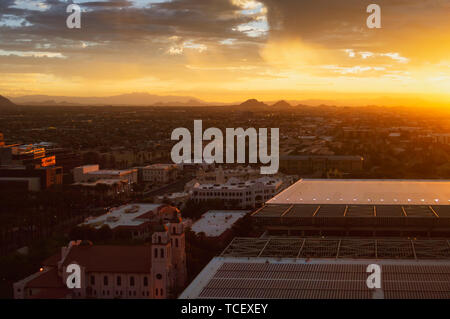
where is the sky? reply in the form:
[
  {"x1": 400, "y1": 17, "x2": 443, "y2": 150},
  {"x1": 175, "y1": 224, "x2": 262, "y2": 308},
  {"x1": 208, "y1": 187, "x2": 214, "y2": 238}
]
[{"x1": 0, "y1": 0, "x2": 449, "y2": 106}]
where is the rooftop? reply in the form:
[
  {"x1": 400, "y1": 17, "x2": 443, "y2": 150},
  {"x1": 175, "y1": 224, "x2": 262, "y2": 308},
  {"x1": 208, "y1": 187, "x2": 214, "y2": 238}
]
[
  {"x1": 191, "y1": 210, "x2": 250, "y2": 237},
  {"x1": 73, "y1": 179, "x2": 128, "y2": 187},
  {"x1": 81, "y1": 203, "x2": 162, "y2": 229},
  {"x1": 267, "y1": 179, "x2": 450, "y2": 205},
  {"x1": 180, "y1": 237, "x2": 450, "y2": 299},
  {"x1": 86, "y1": 169, "x2": 134, "y2": 175},
  {"x1": 62, "y1": 245, "x2": 152, "y2": 273},
  {"x1": 194, "y1": 177, "x2": 282, "y2": 190}
]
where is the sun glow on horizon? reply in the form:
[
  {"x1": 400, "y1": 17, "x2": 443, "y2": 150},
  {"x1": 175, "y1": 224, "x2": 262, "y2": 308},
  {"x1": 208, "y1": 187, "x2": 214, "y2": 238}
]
[{"x1": 0, "y1": 0, "x2": 448, "y2": 108}]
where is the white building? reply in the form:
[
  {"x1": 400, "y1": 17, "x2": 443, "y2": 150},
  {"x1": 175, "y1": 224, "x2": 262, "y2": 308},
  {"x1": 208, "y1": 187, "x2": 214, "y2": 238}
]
[
  {"x1": 195, "y1": 165, "x2": 261, "y2": 184},
  {"x1": 190, "y1": 177, "x2": 285, "y2": 209},
  {"x1": 191, "y1": 210, "x2": 250, "y2": 238},
  {"x1": 74, "y1": 165, "x2": 138, "y2": 184}
]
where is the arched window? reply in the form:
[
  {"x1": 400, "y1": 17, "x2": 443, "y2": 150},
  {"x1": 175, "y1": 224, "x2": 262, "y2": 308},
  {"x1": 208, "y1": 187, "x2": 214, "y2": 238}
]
[{"x1": 160, "y1": 248, "x2": 164, "y2": 258}]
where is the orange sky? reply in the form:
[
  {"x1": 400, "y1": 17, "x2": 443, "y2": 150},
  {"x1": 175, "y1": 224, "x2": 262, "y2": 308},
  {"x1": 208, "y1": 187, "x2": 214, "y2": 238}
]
[{"x1": 0, "y1": 0, "x2": 449, "y2": 107}]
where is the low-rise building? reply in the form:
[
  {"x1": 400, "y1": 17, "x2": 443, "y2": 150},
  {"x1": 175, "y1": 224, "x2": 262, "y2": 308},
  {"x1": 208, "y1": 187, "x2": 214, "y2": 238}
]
[
  {"x1": 155, "y1": 192, "x2": 190, "y2": 209},
  {"x1": 71, "y1": 179, "x2": 131, "y2": 200},
  {"x1": 0, "y1": 166, "x2": 63, "y2": 191},
  {"x1": 139, "y1": 164, "x2": 178, "y2": 184},
  {"x1": 190, "y1": 177, "x2": 286, "y2": 209},
  {"x1": 73, "y1": 165, "x2": 138, "y2": 184},
  {"x1": 195, "y1": 165, "x2": 261, "y2": 184}
]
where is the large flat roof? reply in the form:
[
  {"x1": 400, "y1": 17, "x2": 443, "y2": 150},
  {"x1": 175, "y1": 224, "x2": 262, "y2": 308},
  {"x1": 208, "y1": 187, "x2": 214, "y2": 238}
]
[
  {"x1": 180, "y1": 237, "x2": 450, "y2": 299},
  {"x1": 267, "y1": 179, "x2": 450, "y2": 205}
]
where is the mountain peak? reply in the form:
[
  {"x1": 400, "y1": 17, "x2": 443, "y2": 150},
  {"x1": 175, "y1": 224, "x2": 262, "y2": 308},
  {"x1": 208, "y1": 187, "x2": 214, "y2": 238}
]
[
  {"x1": 0, "y1": 95, "x2": 16, "y2": 108},
  {"x1": 239, "y1": 99, "x2": 268, "y2": 108},
  {"x1": 272, "y1": 100, "x2": 291, "y2": 108}
]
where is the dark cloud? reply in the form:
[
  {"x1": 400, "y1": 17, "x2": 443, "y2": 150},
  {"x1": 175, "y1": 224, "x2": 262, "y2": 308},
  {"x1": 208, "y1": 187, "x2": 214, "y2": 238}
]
[{"x1": 260, "y1": 0, "x2": 449, "y2": 51}]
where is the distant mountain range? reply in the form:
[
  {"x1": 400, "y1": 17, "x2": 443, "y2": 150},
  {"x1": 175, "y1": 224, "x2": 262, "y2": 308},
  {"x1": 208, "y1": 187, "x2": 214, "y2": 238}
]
[
  {"x1": 4, "y1": 92, "x2": 436, "y2": 108},
  {"x1": 9, "y1": 93, "x2": 220, "y2": 107}
]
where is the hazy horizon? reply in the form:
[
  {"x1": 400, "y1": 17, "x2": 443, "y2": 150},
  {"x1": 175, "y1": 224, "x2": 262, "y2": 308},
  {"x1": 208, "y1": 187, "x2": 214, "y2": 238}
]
[{"x1": 0, "y1": 0, "x2": 449, "y2": 107}]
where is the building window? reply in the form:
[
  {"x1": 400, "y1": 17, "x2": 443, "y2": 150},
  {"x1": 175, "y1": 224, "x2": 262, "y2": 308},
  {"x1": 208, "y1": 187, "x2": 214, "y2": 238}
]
[
  {"x1": 160, "y1": 289, "x2": 163, "y2": 296},
  {"x1": 175, "y1": 238, "x2": 179, "y2": 248},
  {"x1": 143, "y1": 277, "x2": 148, "y2": 286},
  {"x1": 90, "y1": 275, "x2": 95, "y2": 285},
  {"x1": 154, "y1": 248, "x2": 158, "y2": 258},
  {"x1": 156, "y1": 273, "x2": 162, "y2": 280},
  {"x1": 160, "y1": 248, "x2": 164, "y2": 258},
  {"x1": 117, "y1": 276, "x2": 121, "y2": 286},
  {"x1": 155, "y1": 289, "x2": 158, "y2": 296},
  {"x1": 104, "y1": 276, "x2": 108, "y2": 286},
  {"x1": 130, "y1": 276, "x2": 135, "y2": 286}
]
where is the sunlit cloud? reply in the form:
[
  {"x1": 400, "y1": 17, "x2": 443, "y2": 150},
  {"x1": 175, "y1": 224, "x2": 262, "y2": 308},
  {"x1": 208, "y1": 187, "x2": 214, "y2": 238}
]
[
  {"x1": 0, "y1": 0, "x2": 447, "y2": 107},
  {"x1": 0, "y1": 50, "x2": 66, "y2": 59}
]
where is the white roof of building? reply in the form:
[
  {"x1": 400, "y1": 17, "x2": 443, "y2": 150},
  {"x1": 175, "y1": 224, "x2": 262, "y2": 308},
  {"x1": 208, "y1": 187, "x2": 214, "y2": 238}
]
[
  {"x1": 267, "y1": 179, "x2": 450, "y2": 205},
  {"x1": 73, "y1": 179, "x2": 127, "y2": 187},
  {"x1": 86, "y1": 169, "x2": 134, "y2": 175},
  {"x1": 191, "y1": 210, "x2": 250, "y2": 237},
  {"x1": 194, "y1": 177, "x2": 282, "y2": 190},
  {"x1": 81, "y1": 203, "x2": 162, "y2": 229}
]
